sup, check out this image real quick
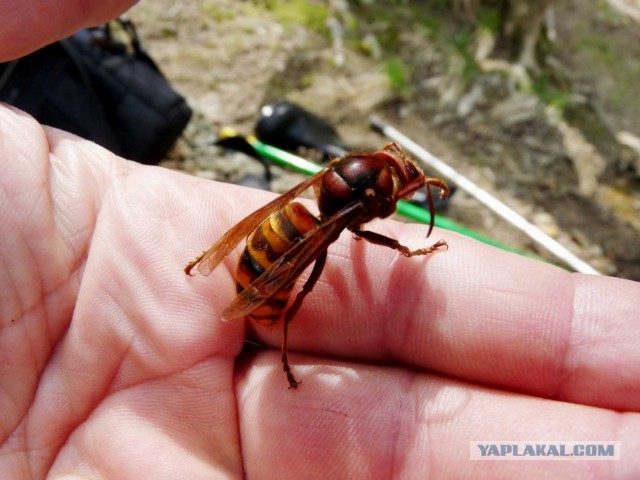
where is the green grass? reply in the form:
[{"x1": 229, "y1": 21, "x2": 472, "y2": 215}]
[
  {"x1": 451, "y1": 30, "x2": 480, "y2": 85},
  {"x1": 263, "y1": 0, "x2": 329, "y2": 34},
  {"x1": 201, "y1": 0, "x2": 236, "y2": 22},
  {"x1": 385, "y1": 57, "x2": 410, "y2": 96},
  {"x1": 532, "y1": 75, "x2": 573, "y2": 111}
]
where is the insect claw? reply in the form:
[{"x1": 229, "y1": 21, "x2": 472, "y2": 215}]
[
  {"x1": 285, "y1": 369, "x2": 301, "y2": 389},
  {"x1": 283, "y1": 352, "x2": 300, "y2": 389},
  {"x1": 433, "y1": 239, "x2": 448, "y2": 251},
  {"x1": 287, "y1": 377, "x2": 301, "y2": 389}
]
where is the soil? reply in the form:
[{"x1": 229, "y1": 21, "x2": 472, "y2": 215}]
[{"x1": 128, "y1": 0, "x2": 640, "y2": 280}]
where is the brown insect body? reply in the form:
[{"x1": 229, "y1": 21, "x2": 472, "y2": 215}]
[
  {"x1": 236, "y1": 202, "x2": 319, "y2": 325},
  {"x1": 185, "y1": 142, "x2": 448, "y2": 389},
  {"x1": 316, "y1": 145, "x2": 424, "y2": 222}
]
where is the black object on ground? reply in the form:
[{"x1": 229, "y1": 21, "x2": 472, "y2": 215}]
[{"x1": 256, "y1": 101, "x2": 347, "y2": 160}]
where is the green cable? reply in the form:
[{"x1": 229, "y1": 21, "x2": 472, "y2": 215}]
[{"x1": 249, "y1": 139, "x2": 543, "y2": 259}]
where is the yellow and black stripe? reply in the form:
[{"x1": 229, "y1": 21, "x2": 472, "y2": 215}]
[{"x1": 235, "y1": 202, "x2": 319, "y2": 325}]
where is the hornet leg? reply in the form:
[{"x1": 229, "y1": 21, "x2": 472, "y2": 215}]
[
  {"x1": 352, "y1": 229, "x2": 447, "y2": 257},
  {"x1": 281, "y1": 250, "x2": 328, "y2": 389}
]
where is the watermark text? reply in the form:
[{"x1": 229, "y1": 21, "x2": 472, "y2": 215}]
[{"x1": 470, "y1": 441, "x2": 620, "y2": 460}]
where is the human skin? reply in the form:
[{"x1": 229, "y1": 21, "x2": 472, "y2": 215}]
[
  {"x1": 2, "y1": 2, "x2": 640, "y2": 478},
  {"x1": 0, "y1": 0, "x2": 136, "y2": 62},
  {"x1": 2, "y1": 102, "x2": 640, "y2": 480}
]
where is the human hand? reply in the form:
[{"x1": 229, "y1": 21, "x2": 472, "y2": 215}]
[
  {"x1": 2, "y1": 106, "x2": 640, "y2": 479},
  {"x1": 2, "y1": 0, "x2": 640, "y2": 475}
]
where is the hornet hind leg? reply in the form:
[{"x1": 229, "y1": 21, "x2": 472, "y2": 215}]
[{"x1": 281, "y1": 251, "x2": 328, "y2": 389}]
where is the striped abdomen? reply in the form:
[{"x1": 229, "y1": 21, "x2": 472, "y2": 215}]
[{"x1": 235, "y1": 202, "x2": 319, "y2": 325}]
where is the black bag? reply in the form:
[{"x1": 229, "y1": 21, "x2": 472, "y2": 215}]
[{"x1": 0, "y1": 19, "x2": 192, "y2": 164}]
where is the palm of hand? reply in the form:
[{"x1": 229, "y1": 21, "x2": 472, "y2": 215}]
[{"x1": 2, "y1": 108, "x2": 639, "y2": 479}]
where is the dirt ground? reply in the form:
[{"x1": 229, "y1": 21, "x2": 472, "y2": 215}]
[{"x1": 127, "y1": 0, "x2": 640, "y2": 280}]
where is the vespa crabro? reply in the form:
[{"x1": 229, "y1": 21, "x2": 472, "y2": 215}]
[{"x1": 185, "y1": 142, "x2": 449, "y2": 389}]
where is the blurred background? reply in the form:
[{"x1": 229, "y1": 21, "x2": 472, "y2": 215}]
[{"x1": 127, "y1": 0, "x2": 640, "y2": 279}]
